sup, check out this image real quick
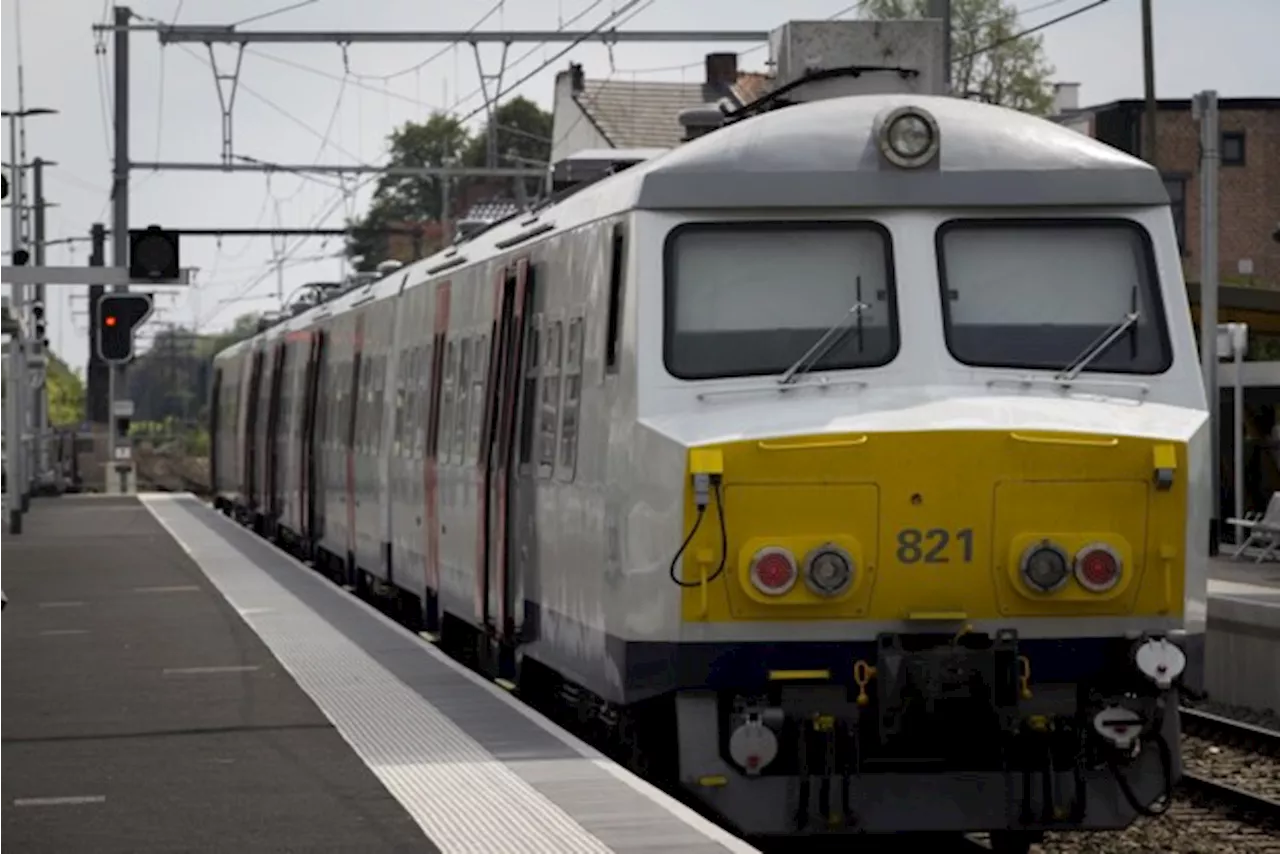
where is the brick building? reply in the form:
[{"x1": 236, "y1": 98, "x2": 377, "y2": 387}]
[{"x1": 1054, "y1": 89, "x2": 1280, "y2": 295}]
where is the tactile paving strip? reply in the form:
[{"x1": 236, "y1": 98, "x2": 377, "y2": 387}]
[{"x1": 142, "y1": 495, "x2": 615, "y2": 854}]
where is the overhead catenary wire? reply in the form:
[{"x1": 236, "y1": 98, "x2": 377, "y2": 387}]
[{"x1": 454, "y1": 0, "x2": 656, "y2": 125}]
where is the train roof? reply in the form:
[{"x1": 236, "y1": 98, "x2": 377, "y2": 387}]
[
  {"x1": 215, "y1": 93, "x2": 1169, "y2": 358},
  {"x1": 628, "y1": 94, "x2": 1169, "y2": 211}
]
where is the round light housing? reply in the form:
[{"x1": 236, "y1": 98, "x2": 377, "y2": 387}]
[
  {"x1": 877, "y1": 106, "x2": 941, "y2": 169},
  {"x1": 803, "y1": 545, "x2": 855, "y2": 597},
  {"x1": 749, "y1": 547, "x2": 798, "y2": 596},
  {"x1": 1019, "y1": 541, "x2": 1070, "y2": 593},
  {"x1": 1074, "y1": 543, "x2": 1122, "y2": 592}
]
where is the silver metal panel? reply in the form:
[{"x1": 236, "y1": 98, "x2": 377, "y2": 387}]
[
  {"x1": 140, "y1": 494, "x2": 756, "y2": 854},
  {"x1": 634, "y1": 94, "x2": 1168, "y2": 210}
]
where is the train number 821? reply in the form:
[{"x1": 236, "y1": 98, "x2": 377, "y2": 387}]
[{"x1": 895, "y1": 527, "x2": 975, "y2": 564}]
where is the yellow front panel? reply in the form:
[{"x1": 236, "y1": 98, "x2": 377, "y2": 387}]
[{"x1": 677, "y1": 429, "x2": 1187, "y2": 624}]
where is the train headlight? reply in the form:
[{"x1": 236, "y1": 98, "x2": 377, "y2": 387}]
[
  {"x1": 876, "y1": 105, "x2": 941, "y2": 169},
  {"x1": 749, "y1": 547, "x2": 798, "y2": 596},
  {"x1": 804, "y1": 545, "x2": 854, "y2": 597},
  {"x1": 1019, "y1": 541, "x2": 1070, "y2": 593},
  {"x1": 1075, "y1": 543, "x2": 1122, "y2": 592}
]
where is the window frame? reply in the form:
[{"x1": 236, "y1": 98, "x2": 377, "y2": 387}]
[
  {"x1": 1221, "y1": 131, "x2": 1245, "y2": 166},
  {"x1": 557, "y1": 313, "x2": 584, "y2": 482},
  {"x1": 661, "y1": 219, "x2": 900, "y2": 381},
  {"x1": 933, "y1": 216, "x2": 1175, "y2": 376}
]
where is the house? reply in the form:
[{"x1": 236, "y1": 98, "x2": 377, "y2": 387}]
[
  {"x1": 550, "y1": 53, "x2": 772, "y2": 164},
  {"x1": 1052, "y1": 86, "x2": 1280, "y2": 298}
]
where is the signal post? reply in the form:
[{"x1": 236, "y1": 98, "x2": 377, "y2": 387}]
[{"x1": 2, "y1": 225, "x2": 186, "y2": 509}]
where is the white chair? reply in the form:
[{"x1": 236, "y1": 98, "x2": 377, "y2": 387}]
[{"x1": 1227, "y1": 491, "x2": 1280, "y2": 562}]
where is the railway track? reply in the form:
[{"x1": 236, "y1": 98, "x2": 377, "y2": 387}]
[{"x1": 1179, "y1": 706, "x2": 1280, "y2": 827}]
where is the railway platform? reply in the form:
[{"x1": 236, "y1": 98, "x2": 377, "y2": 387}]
[
  {"x1": 1, "y1": 494, "x2": 758, "y2": 854},
  {"x1": 1205, "y1": 555, "x2": 1280, "y2": 716}
]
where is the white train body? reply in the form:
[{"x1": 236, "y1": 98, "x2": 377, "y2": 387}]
[{"x1": 211, "y1": 94, "x2": 1209, "y2": 845}]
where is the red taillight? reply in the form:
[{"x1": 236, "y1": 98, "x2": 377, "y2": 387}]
[
  {"x1": 749, "y1": 547, "x2": 798, "y2": 595},
  {"x1": 1074, "y1": 544, "x2": 1122, "y2": 592}
]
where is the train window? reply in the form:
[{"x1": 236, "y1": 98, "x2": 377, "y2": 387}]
[
  {"x1": 394, "y1": 349, "x2": 408, "y2": 456},
  {"x1": 414, "y1": 344, "x2": 429, "y2": 460},
  {"x1": 518, "y1": 316, "x2": 541, "y2": 467},
  {"x1": 439, "y1": 341, "x2": 457, "y2": 462},
  {"x1": 372, "y1": 353, "x2": 386, "y2": 455},
  {"x1": 662, "y1": 221, "x2": 898, "y2": 380},
  {"x1": 559, "y1": 316, "x2": 584, "y2": 478},
  {"x1": 605, "y1": 224, "x2": 626, "y2": 375},
  {"x1": 405, "y1": 346, "x2": 421, "y2": 458},
  {"x1": 467, "y1": 335, "x2": 488, "y2": 464},
  {"x1": 539, "y1": 319, "x2": 563, "y2": 476},
  {"x1": 936, "y1": 219, "x2": 1172, "y2": 375},
  {"x1": 454, "y1": 338, "x2": 471, "y2": 465}
]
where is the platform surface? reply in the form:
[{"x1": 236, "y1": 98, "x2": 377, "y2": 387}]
[
  {"x1": 2, "y1": 495, "x2": 435, "y2": 853},
  {"x1": 1208, "y1": 552, "x2": 1280, "y2": 603},
  {"x1": 2, "y1": 494, "x2": 758, "y2": 854}
]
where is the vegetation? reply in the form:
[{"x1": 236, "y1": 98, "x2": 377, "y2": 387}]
[
  {"x1": 346, "y1": 97, "x2": 553, "y2": 271},
  {"x1": 46, "y1": 352, "x2": 86, "y2": 427},
  {"x1": 125, "y1": 312, "x2": 262, "y2": 430},
  {"x1": 859, "y1": 0, "x2": 1056, "y2": 115}
]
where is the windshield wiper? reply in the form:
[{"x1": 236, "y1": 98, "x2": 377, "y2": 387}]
[
  {"x1": 778, "y1": 301, "x2": 870, "y2": 386},
  {"x1": 1053, "y1": 310, "x2": 1141, "y2": 381}
]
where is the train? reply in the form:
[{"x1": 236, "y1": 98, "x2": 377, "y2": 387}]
[{"x1": 209, "y1": 88, "x2": 1210, "y2": 852}]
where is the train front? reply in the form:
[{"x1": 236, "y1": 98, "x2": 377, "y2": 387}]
[{"x1": 628, "y1": 96, "x2": 1211, "y2": 845}]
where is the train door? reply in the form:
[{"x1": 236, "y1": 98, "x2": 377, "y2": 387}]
[
  {"x1": 304, "y1": 329, "x2": 327, "y2": 551},
  {"x1": 209, "y1": 368, "x2": 222, "y2": 495},
  {"x1": 483, "y1": 259, "x2": 535, "y2": 654},
  {"x1": 244, "y1": 349, "x2": 265, "y2": 515},
  {"x1": 345, "y1": 315, "x2": 366, "y2": 577},
  {"x1": 265, "y1": 341, "x2": 286, "y2": 530},
  {"x1": 422, "y1": 282, "x2": 451, "y2": 631}
]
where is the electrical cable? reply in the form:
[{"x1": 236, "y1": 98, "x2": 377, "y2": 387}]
[
  {"x1": 455, "y1": 0, "x2": 653, "y2": 125},
  {"x1": 342, "y1": 1, "x2": 505, "y2": 82},
  {"x1": 956, "y1": 0, "x2": 1114, "y2": 62},
  {"x1": 447, "y1": 0, "x2": 611, "y2": 115}
]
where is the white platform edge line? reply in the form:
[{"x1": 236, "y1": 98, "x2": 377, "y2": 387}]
[
  {"x1": 139, "y1": 494, "x2": 611, "y2": 854},
  {"x1": 140, "y1": 493, "x2": 761, "y2": 854}
]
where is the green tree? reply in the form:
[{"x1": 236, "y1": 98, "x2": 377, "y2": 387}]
[
  {"x1": 859, "y1": 0, "x2": 1056, "y2": 115},
  {"x1": 45, "y1": 352, "x2": 85, "y2": 427},
  {"x1": 346, "y1": 97, "x2": 553, "y2": 272},
  {"x1": 462, "y1": 97, "x2": 553, "y2": 203}
]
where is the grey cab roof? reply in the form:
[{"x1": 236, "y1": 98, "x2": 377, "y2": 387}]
[{"x1": 632, "y1": 94, "x2": 1170, "y2": 211}]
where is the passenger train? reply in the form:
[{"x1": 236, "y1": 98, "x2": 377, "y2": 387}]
[{"x1": 210, "y1": 90, "x2": 1210, "y2": 851}]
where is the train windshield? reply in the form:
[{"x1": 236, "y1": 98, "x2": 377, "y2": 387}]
[
  {"x1": 937, "y1": 219, "x2": 1172, "y2": 375},
  {"x1": 663, "y1": 222, "x2": 897, "y2": 380}
]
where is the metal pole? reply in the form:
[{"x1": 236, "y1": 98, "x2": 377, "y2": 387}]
[
  {"x1": 1196, "y1": 90, "x2": 1220, "y2": 549},
  {"x1": 109, "y1": 4, "x2": 131, "y2": 492},
  {"x1": 1232, "y1": 324, "x2": 1246, "y2": 545},
  {"x1": 87, "y1": 223, "x2": 107, "y2": 426},
  {"x1": 1141, "y1": 0, "x2": 1157, "y2": 165},
  {"x1": 6, "y1": 113, "x2": 25, "y2": 532},
  {"x1": 927, "y1": 0, "x2": 952, "y2": 95},
  {"x1": 32, "y1": 157, "x2": 48, "y2": 488}
]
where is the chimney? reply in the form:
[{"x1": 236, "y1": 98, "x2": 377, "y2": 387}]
[
  {"x1": 570, "y1": 62, "x2": 585, "y2": 94},
  {"x1": 678, "y1": 105, "x2": 725, "y2": 142},
  {"x1": 704, "y1": 53, "x2": 738, "y2": 91},
  {"x1": 1052, "y1": 82, "x2": 1080, "y2": 115}
]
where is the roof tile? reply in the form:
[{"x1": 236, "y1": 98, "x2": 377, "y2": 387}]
[{"x1": 577, "y1": 70, "x2": 772, "y2": 150}]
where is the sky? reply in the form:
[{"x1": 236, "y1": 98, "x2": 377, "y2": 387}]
[{"x1": 2, "y1": 0, "x2": 1278, "y2": 377}]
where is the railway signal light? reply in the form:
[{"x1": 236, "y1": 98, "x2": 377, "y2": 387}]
[
  {"x1": 31, "y1": 300, "x2": 46, "y2": 347},
  {"x1": 128, "y1": 225, "x2": 181, "y2": 281},
  {"x1": 95, "y1": 293, "x2": 153, "y2": 363}
]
